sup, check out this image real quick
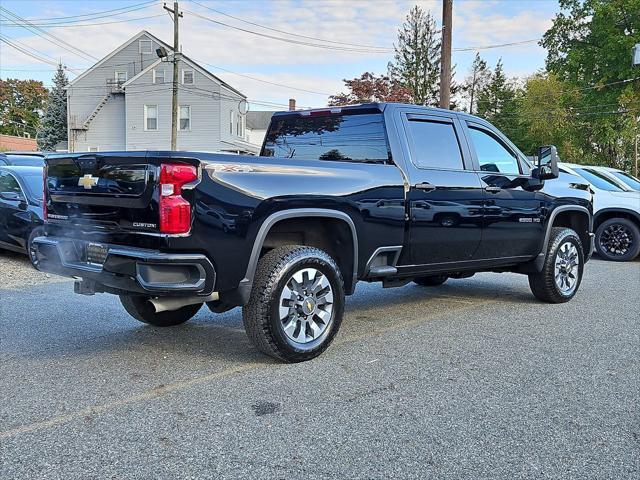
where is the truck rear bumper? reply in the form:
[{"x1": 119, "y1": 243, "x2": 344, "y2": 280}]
[{"x1": 32, "y1": 236, "x2": 215, "y2": 296}]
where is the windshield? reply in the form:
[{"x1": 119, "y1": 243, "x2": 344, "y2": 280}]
[
  {"x1": 573, "y1": 168, "x2": 625, "y2": 192},
  {"x1": 262, "y1": 110, "x2": 390, "y2": 164},
  {"x1": 610, "y1": 171, "x2": 640, "y2": 191},
  {"x1": 22, "y1": 172, "x2": 44, "y2": 200}
]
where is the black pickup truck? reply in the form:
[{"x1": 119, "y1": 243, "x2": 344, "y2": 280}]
[{"x1": 34, "y1": 103, "x2": 594, "y2": 362}]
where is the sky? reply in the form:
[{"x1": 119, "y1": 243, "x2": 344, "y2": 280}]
[{"x1": 0, "y1": 0, "x2": 562, "y2": 111}]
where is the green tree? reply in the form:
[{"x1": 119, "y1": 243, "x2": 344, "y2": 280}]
[
  {"x1": 516, "y1": 72, "x2": 580, "y2": 157},
  {"x1": 462, "y1": 52, "x2": 490, "y2": 115},
  {"x1": 476, "y1": 59, "x2": 519, "y2": 134},
  {"x1": 37, "y1": 63, "x2": 68, "y2": 151},
  {"x1": 541, "y1": 0, "x2": 640, "y2": 168},
  {"x1": 388, "y1": 5, "x2": 441, "y2": 106},
  {"x1": 0, "y1": 78, "x2": 48, "y2": 138}
]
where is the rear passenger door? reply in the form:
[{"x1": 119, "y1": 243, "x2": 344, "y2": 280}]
[
  {"x1": 401, "y1": 113, "x2": 484, "y2": 265},
  {"x1": 462, "y1": 121, "x2": 543, "y2": 259}
]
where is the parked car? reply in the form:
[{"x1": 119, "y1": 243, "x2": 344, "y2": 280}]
[
  {"x1": 0, "y1": 152, "x2": 46, "y2": 167},
  {"x1": 34, "y1": 103, "x2": 594, "y2": 362},
  {"x1": 588, "y1": 166, "x2": 640, "y2": 192},
  {"x1": 559, "y1": 163, "x2": 640, "y2": 261},
  {"x1": 0, "y1": 165, "x2": 45, "y2": 264}
]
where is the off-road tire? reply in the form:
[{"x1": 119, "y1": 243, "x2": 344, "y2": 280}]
[
  {"x1": 242, "y1": 245, "x2": 345, "y2": 363},
  {"x1": 119, "y1": 295, "x2": 202, "y2": 327},
  {"x1": 528, "y1": 227, "x2": 584, "y2": 303},
  {"x1": 595, "y1": 218, "x2": 640, "y2": 262},
  {"x1": 414, "y1": 275, "x2": 448, "y2": 286}
]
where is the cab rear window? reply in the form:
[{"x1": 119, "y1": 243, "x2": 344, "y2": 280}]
[{"x1": 262, "y1": 110, "x2": 391, "y2": 164}]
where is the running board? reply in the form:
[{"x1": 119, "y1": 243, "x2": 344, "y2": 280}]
[{"x1": 368, "y1": 265, "x2": 398, "y2": 277}]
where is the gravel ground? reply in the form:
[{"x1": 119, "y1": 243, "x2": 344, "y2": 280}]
[
  {"x1": 0, "y1": 250, "x2": 68, "y2": 289},
  {"x1": 0, "y1": 257, "x2": 639, "y2": 479}
]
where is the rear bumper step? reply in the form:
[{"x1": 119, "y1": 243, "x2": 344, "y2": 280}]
[{"x1": 32, "y1": 236, "x2": 215, "y2": 296}]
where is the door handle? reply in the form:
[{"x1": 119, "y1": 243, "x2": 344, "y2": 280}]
[
  {"x1": 484, "y1": 186, "x2": 502, "y2": 193},
  {"x1": 415, "y1": 182, "x2": 436, "y2": 192}
]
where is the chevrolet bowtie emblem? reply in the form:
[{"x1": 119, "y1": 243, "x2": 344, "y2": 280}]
[{"x1": 78, "y1": 174, "x2": 99, "y2": 190}]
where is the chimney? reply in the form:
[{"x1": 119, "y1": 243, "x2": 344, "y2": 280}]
[{"x1": 288, "y1": 98, "x2": 296, "y2": 111}]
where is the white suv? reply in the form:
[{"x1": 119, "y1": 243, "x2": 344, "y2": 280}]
[
  {"x1": 559, "y1": 163, "x2": 640, "y2": 261},
  {"x1": 588, "y1": 166, "x2": 640, "y2": 192}
]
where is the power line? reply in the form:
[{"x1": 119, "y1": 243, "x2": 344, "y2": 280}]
[
  {"x1": 0, "y1": 35, "x2": 61, "y2": 68},
  {"x1": 0, "y1": 7, "x2": 98, "y2": 62},
  {"x1": 453, "y1": 38, "x2": 540, "y2": 52},
  {"x1": 0, "y1": 13, "x2": 165, "y2": 29},
  {"x1": 2, "y1": 1, "x2": 158, "y2": 23},
  {"x1": 190, "y1": 0, "x2": 392, "y2": 51},
  {"x1": 183, "y1": 8, "x2": 393, "y2": 54}
]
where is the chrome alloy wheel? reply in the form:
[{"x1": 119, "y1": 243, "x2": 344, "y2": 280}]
[
  {"x1": 600, "y1": 223, "x2": 633, "y2": 256},
  {"x1": 278, "y1": 267, "x2": 334, "y2": 344},
  {"x1": 554, "y1": 241, "x2": 580, "y2": 295}
]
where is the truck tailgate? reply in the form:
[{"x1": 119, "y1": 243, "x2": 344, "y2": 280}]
[{"x1": 45, "y1": 152, "x2": 199, "y2": 234}]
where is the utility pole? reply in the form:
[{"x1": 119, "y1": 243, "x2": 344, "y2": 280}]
[
  {"x1": 163, "y1": 2, "x2": 182, "y2": 150},
  {"x1": 439, "y1": 0, "x2": 453, "y2": 109}
]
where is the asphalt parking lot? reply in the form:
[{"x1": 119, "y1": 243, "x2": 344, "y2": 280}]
[{"x1": 1, "y1": 251, "x2": 638, "y2": 479}]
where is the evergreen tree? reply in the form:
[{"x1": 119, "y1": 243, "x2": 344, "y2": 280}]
[
  {"x1": 462, "y1": 53, "x2": 490, "y2": 114},
  {"x1": 37, "y1": 64, "x2": 68, "y2": 151},
  {"x1": 388, "y1": 6, "x2": 441, "y2": 106},
  {"x1": 475, "y1": 59, "x2": 518, "y2": 133}
]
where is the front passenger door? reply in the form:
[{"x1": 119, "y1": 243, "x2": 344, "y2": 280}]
[{"x1": 465, "y1": 124, "x2": 543, "y2": 259}]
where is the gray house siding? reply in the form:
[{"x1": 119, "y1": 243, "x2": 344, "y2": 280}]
[
  {"x1": 68, "y1": 33, "x2": 166, "y2": 152},
  {"x1": 125, "y1": 61, "x2": 223, "y2": 151},
  {"x1": 67, "y1": 31, "x2": 254, "y2": 153},
  {"x1": 73, "y1": 94, "x2": 126, "y2": 151}
]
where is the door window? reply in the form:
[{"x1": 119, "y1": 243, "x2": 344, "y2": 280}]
[
  {"x1": 468, "y1": 127, "x2": 520, "y2": 174},
  {"x1": 0, "y1": 172, "x2": 23, "y2": 199},
  {"x1": 407, "y1": 119, "x2": 464, "y2": 170}
]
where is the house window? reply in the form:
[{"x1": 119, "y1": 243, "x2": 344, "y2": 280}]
[
  {"x1": 153, "y1": 68, "x2": 165, "y2": 84},
  {"x1": 88, "y1": 146, "x2": 99, "y2": 152},
  {"x1": 179, "y1": 105, "x2": 191, "y2": 131},
  {"x1": 144, "y1": 105, "x2": 158, "y2": 131},
  {"x1": 115, "y1": 71, "x2": 127, "y2": 83},
  {"x1": 139, "y1": 39, "x2": 152, "y2": 54},
  {"x1": 229, "y1": 110, "x2": 234, "y2": 135},
  {"x1": 182, "y1": 69, "x2": 194, "y2": 85}
]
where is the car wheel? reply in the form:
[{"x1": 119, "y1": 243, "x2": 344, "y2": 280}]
[
  {"x1": 27, "y1": 226, "x2": 44, "y2": 268},
  {"x1": 414, "y1": 275, "x2": 448, "y2": 286},
  {"x1": 528, "y1": 227, "x2": 584, "y2": 303},
  {"x1": 119, "y1": 295, "x2": 202, "y2": 327},
  {"x1": 595, "y1": 218, "x2": 640, "y2": 262},
  {"x1": 242, "y1": 245, "x2": 345, "y2": 363}
]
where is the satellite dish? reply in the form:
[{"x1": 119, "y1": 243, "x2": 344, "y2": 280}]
[{"x1": 238, "y1": 99, "x2": 249, "y2": 115}]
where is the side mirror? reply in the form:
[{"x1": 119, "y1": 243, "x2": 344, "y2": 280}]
[{"x1": 533, "y1": 145, "x2": 559, "y2": 180}]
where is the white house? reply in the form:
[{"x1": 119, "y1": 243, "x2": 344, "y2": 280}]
[{"x1": 66, "y1": 31, "x2": 258, "y2": 154}]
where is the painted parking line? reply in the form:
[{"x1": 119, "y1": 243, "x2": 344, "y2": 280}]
[{"x1": 0, "y1": 298, "x2": 497, "y2": 440}]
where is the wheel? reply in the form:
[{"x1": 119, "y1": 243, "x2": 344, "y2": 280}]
[
  {"x1": 119, "y1": 295, "x2": 202, "y2": 327},
  {"x1": 595, "y1": 218, "x2": 640, "y2": 262},
  {"x1": 242, "y1": 245, "x2": 345, "y2": 363},
  {"x1": 528, "y1": 227, "x2": 584, "y2": 303},
  {"x1": 27, "y1": 226, "x2": 44, "y2": 268},
  {"x1": 414, "y1": 275, "x2": 448, "y2": 286}
]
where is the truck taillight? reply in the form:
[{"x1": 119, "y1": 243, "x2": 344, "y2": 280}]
[{"x1": 159, "y1": 163, "x2": 197, "y2": 234}]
